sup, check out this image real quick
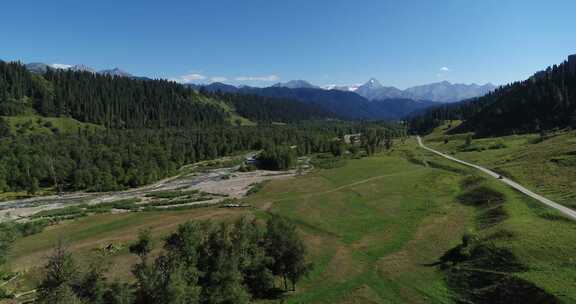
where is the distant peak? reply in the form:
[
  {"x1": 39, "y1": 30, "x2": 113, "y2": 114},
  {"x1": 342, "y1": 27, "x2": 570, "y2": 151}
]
[
  {"x1": 364, "y1": 78, "x2": 383, "y2": 88},
  {"x1": 272, "y1": 80, "x2": 318, "y2": 89},
  {"x1": 99, "y1": 67, "x2": 132, "y2": 77}
]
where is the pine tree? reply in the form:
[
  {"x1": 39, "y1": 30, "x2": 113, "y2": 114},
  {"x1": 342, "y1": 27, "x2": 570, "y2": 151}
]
[{"x1": 37, "y1": 240, "x2": 81, "y2": 304}]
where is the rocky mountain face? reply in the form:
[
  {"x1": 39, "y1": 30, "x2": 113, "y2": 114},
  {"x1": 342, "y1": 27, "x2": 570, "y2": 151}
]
[
  {"x1": 355, "y1": 78, "x2": 411, "y2": 100},
  {"x1": 404, "y1": 81, "x2": 496, "y2": 103},
  {"x1": 195, "y1": 82, "x2": 438, "y2": 120},
  {"x1": 98, "y1": 68, "x2": 133, "y2": 77},
  {"x1": 272, "y1": 80, "x2": 319, "y2": 89},
  {"x1": 351, "y1": 78, "x2": 496, "y2": 103}
]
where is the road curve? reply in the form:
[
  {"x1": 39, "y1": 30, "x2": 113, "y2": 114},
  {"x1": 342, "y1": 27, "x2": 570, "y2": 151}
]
[{"x1": 416, "y1": 136, "x2": 576, "y2": 221}]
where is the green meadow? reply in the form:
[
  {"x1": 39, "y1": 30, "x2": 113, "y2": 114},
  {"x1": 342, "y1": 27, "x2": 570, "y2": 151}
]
[{"x1": 6, "y1": 136, "x2": 576, "y2": 303}]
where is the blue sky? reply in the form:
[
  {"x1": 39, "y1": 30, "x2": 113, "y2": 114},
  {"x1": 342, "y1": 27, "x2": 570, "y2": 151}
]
[{"x1": 1, "y1": 0, "x2": 575, "y2": 88}]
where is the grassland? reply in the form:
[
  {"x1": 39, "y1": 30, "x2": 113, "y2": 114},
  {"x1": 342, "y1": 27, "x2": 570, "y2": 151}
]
[
  {"x1": 2, "y1": 115, "x2": 103, "y2": 135},
  {"x1": 5, "y1": 136, "x2": 576, "y2": 303},
  {"x1": 424, "y1": 122, "x2": 576, "y2": 208}
]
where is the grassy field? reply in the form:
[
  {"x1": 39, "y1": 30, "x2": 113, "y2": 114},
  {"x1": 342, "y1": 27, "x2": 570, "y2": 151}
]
[
  {"x1": 246, "y1": 142, "x2": 472, "y2": 303},
  {"x1": 5, "y1": 135, "x2": 576, "y2": 303},
  {"x1": 2, "y1": 115, "x2": 103, "y2": 136},
  {"x1": 424, "y1": 122, "x2": 576, "y2": 208}
]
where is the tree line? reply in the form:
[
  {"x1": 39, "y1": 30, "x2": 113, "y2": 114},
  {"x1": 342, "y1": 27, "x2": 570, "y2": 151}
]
[
  {"x1": 0, "y1": 122, "x2": 399, "y2": 194},
  {"x1": 33, "y1": 216, "x2": 311, "y2": 304},
  {"x1": 1, "y1": 61, "x2": 335, "y2": 128},
  {"x1": 0, "y1": 61, "x2": 229, "y2": 129},
  {"x1": 203, "y1": 91, "x2": 336, "y2": 124}
]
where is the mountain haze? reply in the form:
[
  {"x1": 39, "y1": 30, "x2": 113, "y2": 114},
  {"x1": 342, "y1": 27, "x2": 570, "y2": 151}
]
[{"x1": 352, "y1": 79, "x2": 496, "y2": 103}]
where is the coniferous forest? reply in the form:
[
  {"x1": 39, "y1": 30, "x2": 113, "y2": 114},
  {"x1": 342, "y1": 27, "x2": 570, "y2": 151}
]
[{"x1": 0, "y1": 60, "x2": 399, "y2": 194}]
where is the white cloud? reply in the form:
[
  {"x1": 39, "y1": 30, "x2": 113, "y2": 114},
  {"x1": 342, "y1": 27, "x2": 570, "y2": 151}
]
[
  {"x1": 235, "y1": 75, "x2": 279, "y2": 82},
  {"x1": 50, "y1": 63, "x2": 72, "y2": 69},
  {"x1": 171, "y1": 73, "x2": 207, "y2": 83},
  {"x1": 440, "y1": 67, "x2": 450, "y2": 72},
  {"x1": 210, "y1": 76, "x2": 228, "y2": 82}
]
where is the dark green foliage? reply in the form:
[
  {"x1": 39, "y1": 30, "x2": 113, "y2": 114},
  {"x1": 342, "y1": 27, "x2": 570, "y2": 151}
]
[
  {"x1": 0, "y1": 117, "x2": 10, "y2": 139},
  {"x1": 206, "y1": 91, "x2": 335, "y2": 123},
  {"x1": 2, "y1": 61, "x2": 404, "y2": 194},
  {"x1": 32, "y1": 216, "x2": 311, "y2": 303},
  {"x1": 246, "y1": 181, "x2": 269, "y2": 196},
  {"x1": 127, "y1": 217, "x2": 308, "y2": 303},
  {"x1": 31, "y1": 206, "x2": 87, "y2": 220},
  {"x1": 198, "y1": 222, "x2": 250, "y2": 304},
  {"x1": 0, "y1": 224, "x2": 17, "y2": 266},
  {"x1": 0, "y1": 122, "x2": 397, "y2": 194},
  {"x1": 329, "y1": 140, "x2": 345, "y2": 157},
  {"x1": 36, "y1": 241, "x2": 82, "y2": 304},
  {"x1": 457, "y1": 186, "x2": 505, "y2": 207},
  {"x1": 459, "y1": 175, "x2": 485, "y2": 190},
  {"x1": 433, "y1": 180, "x2": 551, "y2": 303},
  {"x1": 145, "y1": 190, "x2": 198, "y2": 199},
  {"x1": 103, "y1": 282, "x2": 135, "y2": 304},
  {"x1": 265, "y1": 215, "x2": 312, "y2": 291},
  {"x1": 74, "y1": 257, "x2": 109, "y2": 304},
  {"x1": 13, "y1": 220, "x2": 50, "y2": 236},
  {"x1": 438, "y1": 237, "x2": 557, "y2": 304},
  {"x1": 464, "y1": 134, "x2": 472, "y2": 147},
  {"x1": 258, "y1": 146, "x2": 297, "y2": 170},
  {"x1": 457, "y1": 180, "x2": 509, "y2": 230}
]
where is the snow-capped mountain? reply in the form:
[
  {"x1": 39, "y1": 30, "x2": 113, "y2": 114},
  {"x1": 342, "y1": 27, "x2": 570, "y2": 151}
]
[
  {"x1": 404, "y1": 81, "x2": 496, "y2": 103},
  {"x1": 343, "y1": 78, "x2": 496, "y2": 103},
  {"x1": 24, "y1": 62, "x2": 133, "y2": 78},
  {"x1": 355, "y1": 78, "x2": 410, "y2": 100},
  {"x1": 323, "y1": 84, "x2": 361, "y2": 92},
  {"x1": 70, "y1": 64, "x2": 96, "y2": 73}
]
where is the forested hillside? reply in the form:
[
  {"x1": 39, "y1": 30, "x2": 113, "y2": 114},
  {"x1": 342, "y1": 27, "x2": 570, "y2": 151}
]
[
  {"x1": 0, "y1": 60, "x2": 399, "y2": 194},
  {"x1": 410, "y1": 55, "x2": 576, "y2": 136},
  {"x1": 202, "y1": 90, "x2": 336, "y2": 123},
  {"x1": 1, "y1": 61, "x2": 229, "y2": 128}
]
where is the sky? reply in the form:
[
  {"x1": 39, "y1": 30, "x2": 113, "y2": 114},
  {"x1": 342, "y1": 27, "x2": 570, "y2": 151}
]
[{"x1": 1, "y1": 0, "x2": 575, "y2": 88}]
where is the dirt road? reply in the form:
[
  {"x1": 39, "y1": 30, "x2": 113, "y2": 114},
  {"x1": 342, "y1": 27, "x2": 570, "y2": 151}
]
[{"x1": 417, "y1": 136, "x2": 576, "y2": 221}]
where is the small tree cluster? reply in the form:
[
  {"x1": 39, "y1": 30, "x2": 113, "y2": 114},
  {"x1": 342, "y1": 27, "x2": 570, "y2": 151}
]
[
  {"x1": 35, "y1": 216, "x2": 311, "y2": 303},
  {"x1": 257, "y1": 146, "x2": 298, "y2": 170}
]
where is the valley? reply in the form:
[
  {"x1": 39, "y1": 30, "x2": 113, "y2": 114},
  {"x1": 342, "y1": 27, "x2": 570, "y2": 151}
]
[
  {"x1": 2, "y1": 1, "x2": 576, "y2": 303},
  {"x1": 3, "y1": 134, "x2": 576, "y2": 303}
]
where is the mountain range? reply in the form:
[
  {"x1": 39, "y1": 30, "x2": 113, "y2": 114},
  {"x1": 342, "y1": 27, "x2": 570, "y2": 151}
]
[
  {"x1": 21, "y1": 61, "x2": 495, "y2": 120},
  {"x1": 276, "y1": 78, "x2": 496, "y2": 103},
  {"x1": 25, "y1": 62, "x2": 134, "y2": 78},
  {"x1": 194, "y1": 78, "x2": 495, "y2": 120}
]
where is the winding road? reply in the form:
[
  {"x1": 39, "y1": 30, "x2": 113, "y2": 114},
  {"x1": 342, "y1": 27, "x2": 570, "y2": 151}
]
[{"x1": 417, "y1": 136, "x2": 576, "y2": 221}]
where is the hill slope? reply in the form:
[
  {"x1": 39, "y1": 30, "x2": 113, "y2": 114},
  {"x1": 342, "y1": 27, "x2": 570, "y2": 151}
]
[{"x1": 410, "y1": 54, "x2": 576, "y2": 136}]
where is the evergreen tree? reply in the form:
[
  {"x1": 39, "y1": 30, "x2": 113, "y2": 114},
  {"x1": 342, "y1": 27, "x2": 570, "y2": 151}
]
[{"x1": 36, "y1": 240, "x2": 81, "y2": 304}]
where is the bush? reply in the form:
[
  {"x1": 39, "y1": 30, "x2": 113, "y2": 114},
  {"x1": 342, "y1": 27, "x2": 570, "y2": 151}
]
[
  {"x1": 145, "y1": 190, "x2": 198, "y2": 199},
  {"x1": 457, "y1": 186, "x2": 505, "y2": 207},
  {"x1": 247, "y1": 181, "x2": 269, "y2": 196},
  {"x1": 460, "y1": 175, "x2": 485, "y2": 190},
  {"x1": 15, "y1": 220, "x2": 50, "y2": 236},
  {"x1": 488, "y1": 141, "x2": 507, "y2": 150}
]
